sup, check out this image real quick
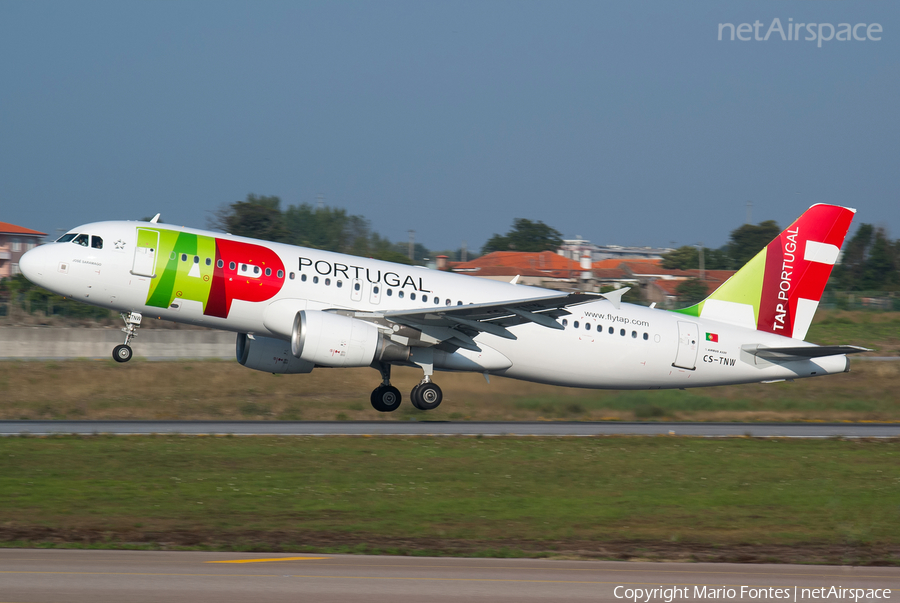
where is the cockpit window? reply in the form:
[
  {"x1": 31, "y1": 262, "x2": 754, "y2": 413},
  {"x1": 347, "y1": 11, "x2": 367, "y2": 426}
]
[
  {"x1": 56, "y1": 233, "x2": 77, "y2": 243},
  {"x1": 91, "y1": 236, "x2": 103, "y2": 249},
  {"x1": 73, "y1": 234, "x2": 89, "y2": 247}
]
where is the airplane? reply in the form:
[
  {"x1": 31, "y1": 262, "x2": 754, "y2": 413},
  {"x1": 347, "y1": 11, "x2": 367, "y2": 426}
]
[{"x1": 18, "y1": 204, "x2": 867, "y2": 412}]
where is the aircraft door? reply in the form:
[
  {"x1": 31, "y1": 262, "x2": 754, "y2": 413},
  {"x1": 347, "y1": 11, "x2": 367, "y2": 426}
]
[
  {"x1": 351, "y1": 278, "x2": 363, "y2": 302},
  {"x1": 673, "y1": 321, "x2": 699, "y2": 370},
  {"x1": 131, "y1": 228, "x2": 159, "y2": 277}
]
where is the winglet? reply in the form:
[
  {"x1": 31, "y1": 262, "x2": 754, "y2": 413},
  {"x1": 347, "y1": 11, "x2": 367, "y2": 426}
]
[
  {"x1": 600, "y1": 287, "x2": 630, "y2": 310},
  {"x1": 150, "y1": 213, "x2": 161, "y2": 223}
]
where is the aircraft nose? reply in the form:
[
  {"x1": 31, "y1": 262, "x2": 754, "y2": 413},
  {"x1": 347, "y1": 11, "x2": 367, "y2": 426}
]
[{"x1": 18, "y1": 245, "x2": 46, "y2": 283}]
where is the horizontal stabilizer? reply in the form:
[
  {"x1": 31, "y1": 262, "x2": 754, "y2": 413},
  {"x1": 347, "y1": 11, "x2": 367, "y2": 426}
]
[{"x1": 742, "y1": 344, "x2": 870, "y2": 361}]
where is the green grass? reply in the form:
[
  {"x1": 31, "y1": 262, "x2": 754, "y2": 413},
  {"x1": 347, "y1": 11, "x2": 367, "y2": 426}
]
[
  {"x1": 1, "y1": 435, "x2": 898, "y2": 560},
  {"x1": 2, "y1": 356, "x2": 899, "y2": 423},
  {"x1": 807, "y1": 310, "x2": 900, "y2": 351}
]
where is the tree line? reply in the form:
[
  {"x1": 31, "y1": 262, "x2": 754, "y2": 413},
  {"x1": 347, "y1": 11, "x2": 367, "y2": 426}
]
[
  {"x1": 661, "y1": 220, "x2": 899, "y2": 292},
  {"x1": 209, "y1": 194, "x2": 566, "y2": 263},
  {"x1": 210, "y1": 194, "x2": 489, "y2": 264},
  {"x1": 2, "y1": 196, "x2": 897, "y2": 322}
]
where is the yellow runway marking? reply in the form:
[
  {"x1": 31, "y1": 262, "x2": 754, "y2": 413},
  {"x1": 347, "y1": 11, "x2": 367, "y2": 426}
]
[{"x1": 206, "y1": 557, "x2": 328, "y2": 564}]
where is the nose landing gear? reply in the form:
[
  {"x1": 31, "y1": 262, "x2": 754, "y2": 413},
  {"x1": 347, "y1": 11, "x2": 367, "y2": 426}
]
[{"x1": 112, "y1": 312, "x2": 142, "y2": 363}]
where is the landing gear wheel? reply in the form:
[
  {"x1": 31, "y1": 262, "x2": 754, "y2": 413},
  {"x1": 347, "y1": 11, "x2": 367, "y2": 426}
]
[
  {"x1": 370, "y1": 385, "x2": 402, "y2": 412},
  {"x1": 409, "y1": 384, "x2": 424, "y2": 410},
  {"x1": 412, "y1": 382, "x2": 442, "y2": 411},
  {"x1": 112, "y1": 344, "x2": 133, "y2": 363}
]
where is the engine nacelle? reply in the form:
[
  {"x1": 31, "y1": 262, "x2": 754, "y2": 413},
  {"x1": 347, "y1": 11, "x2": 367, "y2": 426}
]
[
  {"x1": 291, "y1": 310, "x2": 409, "y2": 367},
  {"x1": 236, "y1": 333, "x2": 315, "y2": 374}
]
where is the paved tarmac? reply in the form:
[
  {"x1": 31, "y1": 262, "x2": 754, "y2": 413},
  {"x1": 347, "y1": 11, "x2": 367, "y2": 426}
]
[
  {"x1": 0, "y1": 549, "x2": 897, "y2": 603},
  {"x1": 1, "y1": 420, "x2": 899, "y2": 438}
]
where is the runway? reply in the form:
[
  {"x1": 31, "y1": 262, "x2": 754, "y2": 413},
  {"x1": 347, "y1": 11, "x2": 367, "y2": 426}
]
[
  {"x1": 1, "y1": 420, "x2": 899, "y2": 438},
  {"x1": 1, "y1": 549, "x2": 897, "y2": 603}
]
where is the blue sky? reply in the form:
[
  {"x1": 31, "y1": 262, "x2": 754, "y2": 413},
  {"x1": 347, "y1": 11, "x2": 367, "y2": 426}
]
[{"x1": 1, "y1": 1, "x2": 897, "y2": 252}]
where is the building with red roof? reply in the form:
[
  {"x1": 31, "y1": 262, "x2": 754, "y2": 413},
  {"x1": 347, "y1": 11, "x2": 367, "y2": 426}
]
[
  {"x1": 0, "y1": 221, "x2": 46, "y2": 279},
  {"x1": 451, "y1": 251, "x2": 585, "y2": 290}
]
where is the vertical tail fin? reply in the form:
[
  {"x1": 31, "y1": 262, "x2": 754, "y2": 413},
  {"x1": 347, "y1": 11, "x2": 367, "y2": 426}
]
[{"x1": 675, "y1": 204, "x2": 856, "y2": 340}]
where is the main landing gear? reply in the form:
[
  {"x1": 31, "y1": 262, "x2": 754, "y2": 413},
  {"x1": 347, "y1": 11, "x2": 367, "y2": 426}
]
[
  {"x1": 410, "y1": 378, "x2": 443, "y2": 411},
  {"x1": 370, "y1": 362, "x2": 443, "y2": 412},
  {"x1": 112, "y1": 312, "x2": 142, "y2": 363},
  {"x1": 370, "y1": 363, "x2": 402, "y2": 412}
]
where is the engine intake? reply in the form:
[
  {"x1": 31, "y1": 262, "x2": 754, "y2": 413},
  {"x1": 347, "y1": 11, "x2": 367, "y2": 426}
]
[{"x1": 291, "y1": 310, "x2": 409, "y2": 367}]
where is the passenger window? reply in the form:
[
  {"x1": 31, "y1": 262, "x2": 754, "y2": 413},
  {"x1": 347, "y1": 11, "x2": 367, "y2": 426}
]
[
  {"x1": 422, "y1": 295, "x2": 429, "y2": 303},
  {"x1": 597, "y1": 325, "x2": 602, "y2": 332},
  {"x1": 573, "y1": 321, "x2": 579, "y2": 329},
  {"x1": 193, "y1": 256, "x2": 199, "y2": 264},
  {"x1": 585, "y1": 323, "x2": 590, "y2": 330},
  {"x1": 253, "y1": 266, "x2": 260, "y2": 275},
  {"x1": 398, "y1": 291, "x2": 404, "y2": 298},
  {"x1": 290, "y1": 272, "x2": 296, "y2": 280},
  {"x1": 91, "y1": 236, "x2": 103, "y2": 249},
  {"x1": 277, "y1": 270, "x2": 284, "y2": 278},
  {"x1": 181, "y1": 254, "x2": 188, "y2": 261},
  {"x1": 410, "y1": 293, "x2": 416, "y2": 301},
  {"x1": 643, "y1": 332, "x2": 649, "y2": 340},
  {"x1": 301, "y1": 274, "x2": 307, "y2": 282},
  {"x1": 57, "y1": 233, "x2": 76, "y2": 243},
  {"x1": 354, "y1": 282, "x2": 361, "y2": 291},
  {"x1": 313, "y1": 276, "x2": 319, "y2": 284},
  {"x1": 325, "y1": 278, "x2": 331, "y2": 286},
  {"x1": 265, "y1": 268, "x2": 271, "y2": 276},
  {"x1": 608, "y1": 326, "x2": 614, "y2": 335},
  {"x1": 217, "y1": 259, "x2": 224, "y2": 268},
  {"x1": 457, "y1": 301, "x2": 463, "y2": 305},
  {"x1": 374, "y1": 286, "x2": 380, "y2": 294},
  {"x1": 336, "y1": 280, "x2": 342, "y2": 288},
  {"x1": 229, "y1": 261, "x2": 236, "y2": 270},
  {"x1": 632, "y1": 331, "x2": 637, "y2": 338},
  {"x1": 562, "y1": 319, "x2": 568, "y2": 327},
  {"x1": 206, "y1": 258, "x2": 212, "y2": 266},
  {"x1": 620, "y1": 329, "x2": 626, "y2": 336},
  {"x1": 73, "y1": 234, "x2": 89, "y2": 246},
  {"x1": 446, "y1": 299, "x2": 451, "y2": 306},
  {"x1": 387, "y1": 289, "x2": 392, "y2": 296}
]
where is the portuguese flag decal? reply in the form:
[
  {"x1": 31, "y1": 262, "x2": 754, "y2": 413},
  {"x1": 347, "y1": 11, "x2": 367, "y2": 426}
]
[{"x1": 706, "y1": 332, "x2": 719, "y2": 343}]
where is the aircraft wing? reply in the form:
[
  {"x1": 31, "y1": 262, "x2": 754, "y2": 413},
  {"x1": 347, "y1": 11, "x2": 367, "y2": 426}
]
[
  {"x1": 741, "y1": 344, "x2": 870, "y2": 361},
  {"x1": 364, "y1": 292, "x2": 603, "y2": 351}
]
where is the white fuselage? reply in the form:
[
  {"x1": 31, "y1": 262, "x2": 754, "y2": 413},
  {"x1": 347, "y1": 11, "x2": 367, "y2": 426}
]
[{"x1": 20, "y1": 221, "x2": 849, "y2": 389}]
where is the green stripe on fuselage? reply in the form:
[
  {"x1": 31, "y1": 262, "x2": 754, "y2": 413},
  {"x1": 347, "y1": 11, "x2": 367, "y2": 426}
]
[{"x1": 144, "y1": 230, "x2": 216, "y2": 311}]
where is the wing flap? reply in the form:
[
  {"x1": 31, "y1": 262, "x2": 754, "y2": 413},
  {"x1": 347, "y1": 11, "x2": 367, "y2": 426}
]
[{"x1": 378, "y1": 292, "x2": 601, "y2": 347}]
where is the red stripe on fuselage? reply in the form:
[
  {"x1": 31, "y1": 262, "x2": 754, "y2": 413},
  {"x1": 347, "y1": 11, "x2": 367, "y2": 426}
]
[{"x1": 204, "y1": 238, "x2": 285, "y2": 318}]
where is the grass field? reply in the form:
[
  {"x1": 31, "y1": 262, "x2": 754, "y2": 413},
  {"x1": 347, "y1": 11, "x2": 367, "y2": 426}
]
[
  {"x1": 1, "y1": 310, "x2": 897, "y2": 422},
  {"x1": 1, "y1": 358, "x2": 898, "y2": 422},
  {"x1": 1, "y1": 435, "x2": 897, "y2": 564}
]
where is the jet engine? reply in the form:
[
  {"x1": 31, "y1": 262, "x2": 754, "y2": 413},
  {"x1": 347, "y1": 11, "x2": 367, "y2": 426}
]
[
  {"x1": 291, "y1": 310, "x2": 410, "y2": 367},
  {"x1": 236, "y1": 333, "x2": 315, "y2": 374}
]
